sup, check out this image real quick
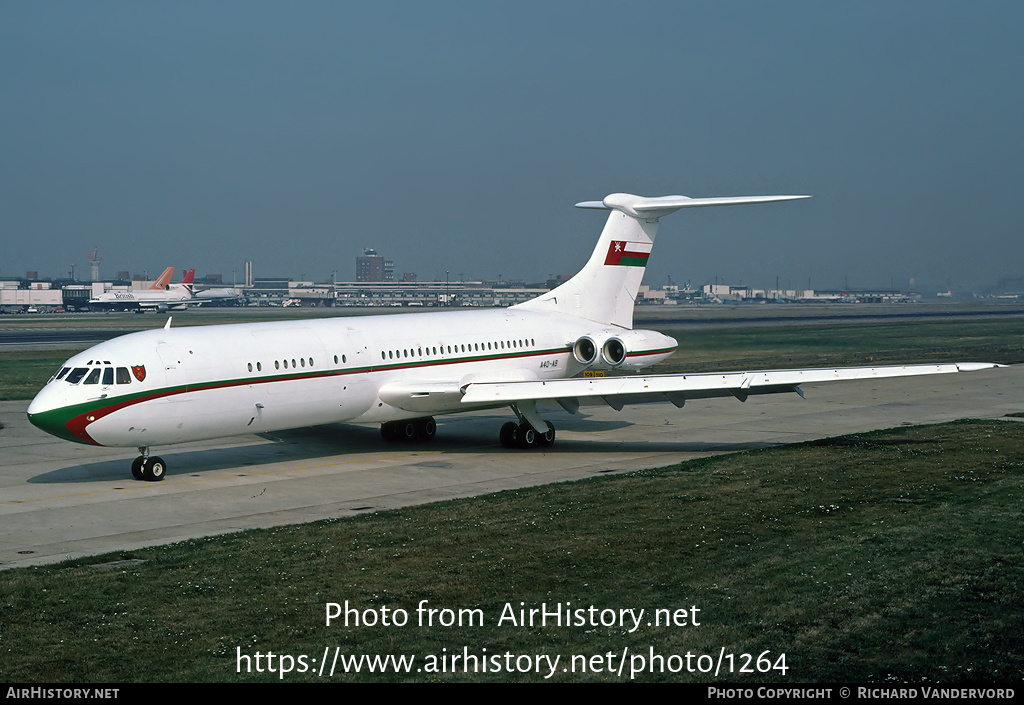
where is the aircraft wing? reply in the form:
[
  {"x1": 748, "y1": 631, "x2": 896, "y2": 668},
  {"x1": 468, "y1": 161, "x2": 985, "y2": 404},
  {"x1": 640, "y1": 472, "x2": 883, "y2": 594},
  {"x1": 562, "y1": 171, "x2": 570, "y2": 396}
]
[{"x1": 460, "y1": 363, "x2": 1001, "y2": 411}]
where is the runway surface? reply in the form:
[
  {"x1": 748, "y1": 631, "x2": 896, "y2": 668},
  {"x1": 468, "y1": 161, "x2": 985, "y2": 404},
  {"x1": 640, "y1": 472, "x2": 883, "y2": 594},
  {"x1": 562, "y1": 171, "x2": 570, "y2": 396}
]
[{"x1": 1, "y1": 364, "x2": 1020, "y2": 570}]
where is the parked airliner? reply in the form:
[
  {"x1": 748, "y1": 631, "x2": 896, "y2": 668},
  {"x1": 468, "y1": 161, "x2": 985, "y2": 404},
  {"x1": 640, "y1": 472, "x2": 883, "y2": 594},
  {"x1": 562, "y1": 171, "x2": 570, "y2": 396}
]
[
  {"x1": 29, "y1": 192, "x2": 998, "y2": 481},
  {"x1": 88, "y1": 269, "x2": 197, "y2": 312}
]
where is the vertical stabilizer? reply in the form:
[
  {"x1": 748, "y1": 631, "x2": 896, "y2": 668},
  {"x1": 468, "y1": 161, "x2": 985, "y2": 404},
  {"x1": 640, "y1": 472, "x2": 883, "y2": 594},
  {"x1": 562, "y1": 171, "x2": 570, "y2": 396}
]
[
  {"x1": 170, "y1": 269, "x2": 197, "y2": 296},
  {"x1": 514, "y1": 192, "x2": 808, "y2": 329},
  {"x1": 149, "y1": 267, "x2": 174, "y2": 290}
]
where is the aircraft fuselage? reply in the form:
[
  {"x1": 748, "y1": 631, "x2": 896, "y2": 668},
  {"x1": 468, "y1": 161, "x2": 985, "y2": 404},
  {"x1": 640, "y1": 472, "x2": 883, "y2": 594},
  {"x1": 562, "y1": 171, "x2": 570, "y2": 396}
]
[{"x1": 27, "y1": 308, "x2": 675, "y2": 448}]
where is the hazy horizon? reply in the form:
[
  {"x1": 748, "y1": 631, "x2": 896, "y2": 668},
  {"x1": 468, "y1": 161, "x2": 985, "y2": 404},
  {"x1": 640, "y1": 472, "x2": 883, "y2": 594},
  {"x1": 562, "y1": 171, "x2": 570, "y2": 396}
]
[{"x1": 3, "y1": 2, "x2": 1022, "y2": 294}]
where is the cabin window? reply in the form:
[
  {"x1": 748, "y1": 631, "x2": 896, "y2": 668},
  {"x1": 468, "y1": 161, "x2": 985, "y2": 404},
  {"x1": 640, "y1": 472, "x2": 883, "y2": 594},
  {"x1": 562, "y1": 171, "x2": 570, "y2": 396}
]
[
  {"x1": 309, "y1": 358, "x2": 313, "y2": 366},
  {"x1": 116, "y1": 367, "x2": 131, "y2": 384},
  {"x1": 342, "y1": 354, "x2": 346, "y2": 363},
  {"x1": 300, "y1": 358, "x2": 305, "y2": 368},
  {"x1": 292, "y1": 359, "x2": 297, "y2": 368},
  {"x1": 334, "y1": 355, "x2": 338, "y2": 364},
  {"x1": 248, "y1": 363, "x2": 253, "y2": 372},
  {"x1": 275, "y1": 360, "x2": 280, "y2": 370},
  {"x1": 257, "y1": 362, "x2": 262, "y2": 372},
  {"x1": 284, "y1": 359, "x2": 289, "y2": 369},
  {"x1": 84, "y1": 368, "x2": 101, "y2": 385},
  {"x1": 102, "y1": 367, "x2": 114, "y2": 385},
  {"x1": 65, "y1": 368, "x2": 88, "y2": 384}
]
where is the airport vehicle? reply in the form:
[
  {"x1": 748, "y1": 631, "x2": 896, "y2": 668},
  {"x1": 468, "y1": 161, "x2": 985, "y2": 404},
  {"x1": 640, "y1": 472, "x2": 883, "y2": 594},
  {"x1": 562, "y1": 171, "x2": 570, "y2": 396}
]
[
  {"x1": 88, "y1": 269, "x2": 196, "y2": 312},
  {"x1": 28, "y1": 192, "x2": 998, "y2": 481}
]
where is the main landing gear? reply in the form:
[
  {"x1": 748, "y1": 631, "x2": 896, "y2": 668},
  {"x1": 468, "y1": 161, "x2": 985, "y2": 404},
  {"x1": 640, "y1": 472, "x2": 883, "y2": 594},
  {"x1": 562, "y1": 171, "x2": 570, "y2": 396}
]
[
  {"x1": 378, "y1": 414, "x2": 556, "y2": 450},
  {"x1": 499, "y1": 420, "x2": 555, "y2": 449},
  {"x1": 131, "y1": 447, "x2": 167, "y2": 482},
  {"x1": 380, "y1": 417, "x2": 437, "y2": 442},
  {"x1": 499, "y1": 401, "x2": 556, "y2": 449}
]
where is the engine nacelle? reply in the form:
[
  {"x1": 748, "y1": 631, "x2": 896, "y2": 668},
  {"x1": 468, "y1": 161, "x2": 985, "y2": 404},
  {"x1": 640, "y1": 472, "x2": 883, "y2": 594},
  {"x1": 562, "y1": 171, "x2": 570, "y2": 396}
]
[
  {"x1": 572, "y1": 336, "x2": 599, "y2": 365},
  {"x1": 572, "y1": 329, "x2": 677, "y2": 370}
]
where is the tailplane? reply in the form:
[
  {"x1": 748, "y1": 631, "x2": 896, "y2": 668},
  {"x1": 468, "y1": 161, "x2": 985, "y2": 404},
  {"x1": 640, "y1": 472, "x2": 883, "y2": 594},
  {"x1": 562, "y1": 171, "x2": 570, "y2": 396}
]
[{"x1": 514, "y1": 192, "x2": 808, "y2": 329}]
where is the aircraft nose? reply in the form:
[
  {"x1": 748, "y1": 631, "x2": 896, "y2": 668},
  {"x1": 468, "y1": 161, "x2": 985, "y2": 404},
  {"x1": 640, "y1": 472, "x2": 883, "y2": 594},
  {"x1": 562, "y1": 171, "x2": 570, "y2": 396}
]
[{"x1": 26, "y1": 386, "x2": 84, "y2": 444}]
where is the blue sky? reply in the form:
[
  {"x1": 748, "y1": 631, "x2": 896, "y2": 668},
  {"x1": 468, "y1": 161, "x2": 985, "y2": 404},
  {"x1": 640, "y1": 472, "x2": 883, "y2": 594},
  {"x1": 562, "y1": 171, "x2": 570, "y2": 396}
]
[{"x1": 2, "y1": 1, "x2": 1022, "y2": 292}]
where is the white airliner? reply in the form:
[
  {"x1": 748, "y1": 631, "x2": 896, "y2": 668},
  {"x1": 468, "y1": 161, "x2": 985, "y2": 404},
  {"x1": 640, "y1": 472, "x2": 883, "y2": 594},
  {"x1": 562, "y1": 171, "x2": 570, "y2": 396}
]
[
  {"x1": 88, "y1": 269, "x2": 196, "y2": 312},
  {"x1": 29, "y1": 192, "x2": 998, "y2": 481}
]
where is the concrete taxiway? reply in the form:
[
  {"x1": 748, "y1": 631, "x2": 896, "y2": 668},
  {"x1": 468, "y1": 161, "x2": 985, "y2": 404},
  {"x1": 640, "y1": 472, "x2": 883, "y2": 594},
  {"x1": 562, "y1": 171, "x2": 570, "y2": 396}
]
[{"x1": 1, "y1": 364, "x2": 1020, "y2": 570}]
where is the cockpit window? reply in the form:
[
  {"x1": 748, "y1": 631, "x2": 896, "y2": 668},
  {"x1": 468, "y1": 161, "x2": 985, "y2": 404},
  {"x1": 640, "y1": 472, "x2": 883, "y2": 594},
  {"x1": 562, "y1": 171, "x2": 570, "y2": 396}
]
[
  {"x1": 83, "y1": 369, "x2": 101, "y2": 385},
  {"x1": 65, "y1": 368, "x2": 88, "y2": 384},
  {"x1": 102, "y1": 368, "x2": 114, "y2": 385},
  {"x1": 52, "y1": 367, "x2": 70, "y2": 382},
  {"x1": 116, "y1": 367, "x2": 131, "y2": 384}
]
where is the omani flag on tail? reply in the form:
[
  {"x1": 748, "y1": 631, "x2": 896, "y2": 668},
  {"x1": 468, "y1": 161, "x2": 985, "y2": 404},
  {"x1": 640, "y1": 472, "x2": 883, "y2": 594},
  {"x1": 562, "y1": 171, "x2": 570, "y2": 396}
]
[{"x1": 604, "y1": 240, "x2": 652, "y2": 267}]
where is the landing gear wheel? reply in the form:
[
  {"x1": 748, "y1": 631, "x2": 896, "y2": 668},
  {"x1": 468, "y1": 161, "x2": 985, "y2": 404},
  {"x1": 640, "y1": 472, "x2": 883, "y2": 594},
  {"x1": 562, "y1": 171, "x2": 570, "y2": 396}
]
[
  {"x1": 142, "y1": 456, "x2": 167, "y2": 482},
  {"x1": 399, "y1": 421, "x2": 418, "y2": 442},
  {"x1": 517, "y1": 422, "x2": 537, "y2": 449},
  {"x1": 538, "y1": 421, "x2": 556, "y2": 447},
  {"x1": 131, "y1": 456, "x2": 145, "y2": 480},
  {"x1": 416, "y1": 417, "x2": 436, "y2": 440},
  {"x1": 499, "y1": 421, "x2": 518, "y2": 448},
  {"x1": 383, "y1": 418, "x2": 437, "y2": 442}
]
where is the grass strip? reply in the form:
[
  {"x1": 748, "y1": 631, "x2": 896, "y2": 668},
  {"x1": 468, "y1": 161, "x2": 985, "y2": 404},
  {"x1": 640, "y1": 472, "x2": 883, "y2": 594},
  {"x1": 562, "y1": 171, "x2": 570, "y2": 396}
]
[{"x1": 1, "y1": 419, "x2": 1021, "y2": 682}]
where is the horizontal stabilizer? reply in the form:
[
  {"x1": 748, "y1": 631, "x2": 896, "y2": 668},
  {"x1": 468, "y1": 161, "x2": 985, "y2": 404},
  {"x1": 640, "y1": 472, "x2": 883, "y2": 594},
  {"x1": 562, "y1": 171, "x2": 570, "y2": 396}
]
[{"x1": 576, "y1": 193, "x2": 810, "y2": 220}]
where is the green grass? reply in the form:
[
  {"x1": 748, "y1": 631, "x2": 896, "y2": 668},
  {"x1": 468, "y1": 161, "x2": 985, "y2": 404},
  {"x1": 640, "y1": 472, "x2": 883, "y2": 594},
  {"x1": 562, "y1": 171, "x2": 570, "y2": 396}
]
[
  {"x1": 2, "y1": 420, "x2": 1021, "y2": 682},
  {"x1": 653, "y1": 319, "x2": 1024, "y2": 373},
  {"x1": 0, "y1": 351, "x2": 76, "y2": 401}
]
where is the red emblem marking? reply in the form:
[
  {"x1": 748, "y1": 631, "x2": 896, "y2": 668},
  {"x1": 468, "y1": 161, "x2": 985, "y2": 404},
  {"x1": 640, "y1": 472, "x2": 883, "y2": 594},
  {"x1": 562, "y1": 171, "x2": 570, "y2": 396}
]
[{"x1": 131, "y1": 365, "x2": 147, "y2": 382}]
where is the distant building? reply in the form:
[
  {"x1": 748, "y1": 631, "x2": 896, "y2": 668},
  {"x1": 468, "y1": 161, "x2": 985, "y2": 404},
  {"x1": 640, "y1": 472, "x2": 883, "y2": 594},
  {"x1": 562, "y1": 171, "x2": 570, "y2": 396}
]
[{"x1": 357, "y1": 249, "x2": 394, "y2": 282}]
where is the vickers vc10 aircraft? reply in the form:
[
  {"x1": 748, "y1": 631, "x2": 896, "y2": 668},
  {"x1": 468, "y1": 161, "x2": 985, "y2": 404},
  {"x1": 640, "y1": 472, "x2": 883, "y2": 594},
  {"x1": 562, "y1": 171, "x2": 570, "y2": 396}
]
[{"x1": 29, "y1": 192, "x2": 998, "y2": 481}]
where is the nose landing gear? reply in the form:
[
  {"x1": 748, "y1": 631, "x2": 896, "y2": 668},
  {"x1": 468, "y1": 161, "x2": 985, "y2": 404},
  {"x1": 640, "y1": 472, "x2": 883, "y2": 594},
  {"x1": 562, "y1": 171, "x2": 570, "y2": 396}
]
[{"x1": 131, "y1": 448, "x2": 167, "y2": 481}]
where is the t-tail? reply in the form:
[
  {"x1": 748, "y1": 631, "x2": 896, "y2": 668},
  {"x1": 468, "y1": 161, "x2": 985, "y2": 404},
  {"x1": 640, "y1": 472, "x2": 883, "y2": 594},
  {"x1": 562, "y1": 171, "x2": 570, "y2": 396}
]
[{"x1": 514, "y1": 192, "x2": 809, "y2": 329}]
